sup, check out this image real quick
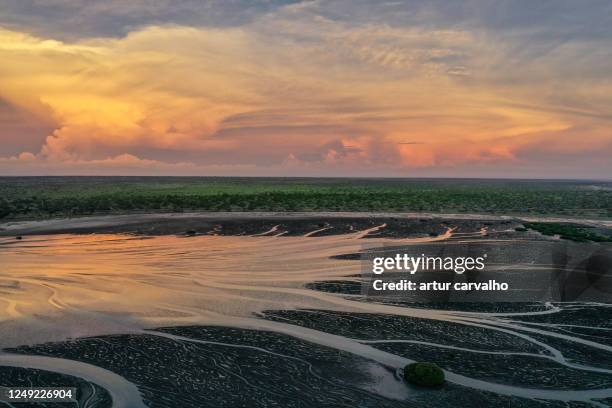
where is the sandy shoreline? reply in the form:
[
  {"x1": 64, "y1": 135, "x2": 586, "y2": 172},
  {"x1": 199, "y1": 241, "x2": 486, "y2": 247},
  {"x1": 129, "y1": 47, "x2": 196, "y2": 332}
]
[{"x1": 1, "y1": 211, "x2": 611, "y2": 236}]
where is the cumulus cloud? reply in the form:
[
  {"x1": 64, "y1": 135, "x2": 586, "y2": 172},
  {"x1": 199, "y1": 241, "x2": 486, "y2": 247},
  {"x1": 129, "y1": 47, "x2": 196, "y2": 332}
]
[{"x1": 0, "y1": 0, "x2": 610, "y2": 178}]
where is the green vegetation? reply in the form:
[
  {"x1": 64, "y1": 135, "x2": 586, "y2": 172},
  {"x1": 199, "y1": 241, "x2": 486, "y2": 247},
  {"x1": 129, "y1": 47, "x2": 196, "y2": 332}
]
[
  {"x1": 0, "y1": 177, "x2": 610, "y2": 220},
  {"x1": 523, "y1": 222, "x2": 612, "y2": 243},
  {"x1": 404, "y1": 362, "x2": 445, "y2": 387}
]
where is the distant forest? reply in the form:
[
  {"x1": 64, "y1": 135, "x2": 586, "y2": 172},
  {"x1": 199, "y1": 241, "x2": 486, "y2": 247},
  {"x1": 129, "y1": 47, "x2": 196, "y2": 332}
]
[{"x1": 1, "y1": 177, "x2": 610, "y2": 220}]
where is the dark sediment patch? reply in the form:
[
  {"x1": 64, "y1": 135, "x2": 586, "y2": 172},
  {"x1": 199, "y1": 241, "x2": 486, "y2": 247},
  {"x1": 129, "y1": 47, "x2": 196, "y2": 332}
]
[
  {"x1": 510, "y1": 304, "x2": 612, "y2": 329},
  {"x1": 6, "y1": 330, "x2": 400, "y2": 408},
  {"x1": 261, "y1": 309, "x2": 612, "y2": 390},
  {"x1": 4, "y1": 326, "x2": 576, "y2": 408},
  {"x1": 329, "y1": 253, "x2": 362, "y2": 260},
  {"x1": 261, "y1": 310, "x2": 545, "y2": 353},
  {"x1": 0, "y1": 214, "x2": 526, "y2": 239},
  {"x1": 0, "y1": 366, "x2": 111, "y2": 408},
  {"x1": 305, "y1": 280, "x2": 363, "y2": 294},
  {"x1": 527, "y1": 335, "x2": 612, "y2": 370},
  {"x1": 383, "y1": 341, "x2": 611, "y2": 390}
]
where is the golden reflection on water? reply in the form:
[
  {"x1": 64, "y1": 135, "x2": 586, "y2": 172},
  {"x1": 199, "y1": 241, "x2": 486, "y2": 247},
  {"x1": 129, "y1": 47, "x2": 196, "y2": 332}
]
[{"x1": 0, "y1": 229, "x2": 447, "y2": 348}]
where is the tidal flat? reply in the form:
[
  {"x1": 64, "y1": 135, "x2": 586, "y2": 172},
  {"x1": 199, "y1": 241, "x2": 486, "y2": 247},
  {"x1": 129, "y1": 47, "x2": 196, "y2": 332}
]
[{"x1": 0, "y1": 214, "x2": 611, "y2": 407}]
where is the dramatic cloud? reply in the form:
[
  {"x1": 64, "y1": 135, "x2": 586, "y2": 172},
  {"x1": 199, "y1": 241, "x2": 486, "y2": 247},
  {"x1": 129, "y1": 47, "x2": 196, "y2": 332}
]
[{"x1": 0, "y1": 0, "x2": 610, "y2": 177}]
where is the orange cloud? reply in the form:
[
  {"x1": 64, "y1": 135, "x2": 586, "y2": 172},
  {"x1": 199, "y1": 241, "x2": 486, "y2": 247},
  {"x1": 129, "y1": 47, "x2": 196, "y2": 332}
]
[{"x1": 0, "y1": 11, "x2": 610, "y2": 178}]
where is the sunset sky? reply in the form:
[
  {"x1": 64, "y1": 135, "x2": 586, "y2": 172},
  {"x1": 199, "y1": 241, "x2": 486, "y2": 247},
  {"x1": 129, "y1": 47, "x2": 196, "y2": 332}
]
[{"x1": 0, "y1": 0, "x2": 610, "y2": 178}]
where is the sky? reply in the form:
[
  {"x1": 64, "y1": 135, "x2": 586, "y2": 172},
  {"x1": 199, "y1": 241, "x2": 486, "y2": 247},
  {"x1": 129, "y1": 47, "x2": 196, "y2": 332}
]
[{"x1": 0, "y1": 0, "x2": 611, "y2": 178}]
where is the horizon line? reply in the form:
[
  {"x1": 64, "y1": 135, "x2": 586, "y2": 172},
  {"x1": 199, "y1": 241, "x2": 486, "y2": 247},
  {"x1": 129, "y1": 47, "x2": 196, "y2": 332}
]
[{"x1": 1, "y1": 175, "x2": 610, "y2": 183}]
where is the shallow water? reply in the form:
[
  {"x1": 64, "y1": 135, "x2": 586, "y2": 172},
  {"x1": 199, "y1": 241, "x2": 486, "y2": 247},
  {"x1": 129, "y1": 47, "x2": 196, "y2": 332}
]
[{"x1": 0, "y1": 229, "x2": 611, "y2": 407}]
